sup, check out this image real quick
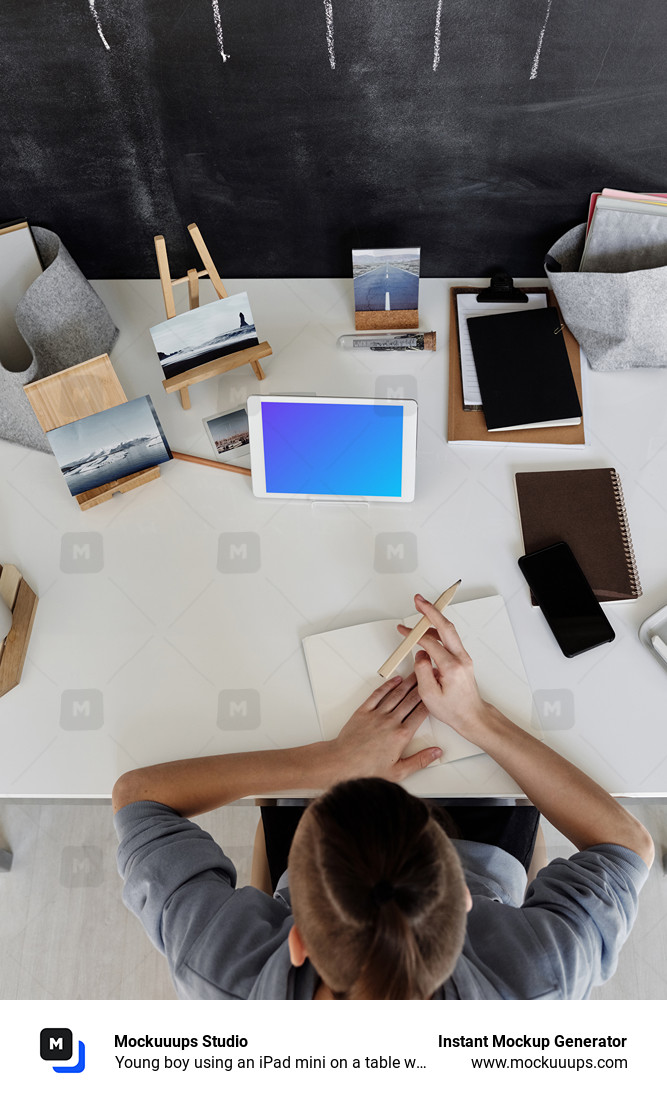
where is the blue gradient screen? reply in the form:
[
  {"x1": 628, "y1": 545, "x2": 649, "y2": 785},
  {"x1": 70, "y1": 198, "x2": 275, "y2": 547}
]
[{"x1": 261, "y1": 401, "x2": 404, "y2": 496}]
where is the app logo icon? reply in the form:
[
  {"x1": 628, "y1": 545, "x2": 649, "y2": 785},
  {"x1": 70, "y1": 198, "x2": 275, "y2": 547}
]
[{"x1": 40, "y1": 1028, "x2": 86, "y2": 1073}]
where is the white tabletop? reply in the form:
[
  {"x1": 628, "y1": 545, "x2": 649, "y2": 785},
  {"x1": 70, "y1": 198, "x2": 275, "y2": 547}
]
[{"x1": 2, "y1": 276, "x2": 667, "y2": 799}]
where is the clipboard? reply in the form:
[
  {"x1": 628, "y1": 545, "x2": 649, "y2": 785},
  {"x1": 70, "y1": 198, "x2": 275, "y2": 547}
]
[{"x1": 447, "y1": 283, "x2": 585, "y2": 446}]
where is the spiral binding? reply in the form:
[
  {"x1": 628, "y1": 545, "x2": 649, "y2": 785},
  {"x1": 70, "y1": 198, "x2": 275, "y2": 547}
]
[{"x1": 610, "y1": 469, "x2": 642, "y2": 598}]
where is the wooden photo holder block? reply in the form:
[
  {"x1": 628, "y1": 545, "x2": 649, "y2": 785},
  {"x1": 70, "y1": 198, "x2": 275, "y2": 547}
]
[
  {"x1": 0, "y1": 565, "x2": 38, "y2": 699},
  {"x1": 155, "y1": 223, "x2": 271, "y2": 410},
  {"x1": 24, "y1": 354, "x2": 160, "y2": 510},
  {"x1": 355, "y1": 309, "x2": 419, "y2": 331}
]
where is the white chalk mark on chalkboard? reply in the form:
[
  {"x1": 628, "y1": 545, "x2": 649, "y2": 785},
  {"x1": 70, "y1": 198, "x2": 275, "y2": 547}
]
[
  {"x1": 530, "y1": 0, "x2": 553, "y2": 80},
  {"x1": 88, "y1": 0, "x2": 111, "y2": 50},
  {"x1": 212, "y1": 1, "x2": 230, "y2": 61},
  {"x1": 433, "y1": 0, "x2": 443, "y2": 72},
  {"x1": 591, "y1": 41, "x2": 612, "y2": 87},
  {"x1": 323, "y1": 1, "x2": 336, "y2": 69}
]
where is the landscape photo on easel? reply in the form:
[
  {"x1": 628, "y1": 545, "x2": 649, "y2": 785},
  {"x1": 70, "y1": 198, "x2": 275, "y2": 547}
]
[
  {"x1": 203, "y1": 406, "x2": 250, "y2": 467},
  {"x1": 352, "y1": 248, "x2": 420, "y2": 313},
  {"x1": 46, "y1": 395, "x2": 172, "y2": 496},
  {"x1": 150, "y1": 291, "x2": 259, "y2": 380}
]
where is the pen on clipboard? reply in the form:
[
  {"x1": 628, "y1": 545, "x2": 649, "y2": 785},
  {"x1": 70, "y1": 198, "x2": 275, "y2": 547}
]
[{"x1": 377, "y1": 580, "x2": 462, "y2": 679}]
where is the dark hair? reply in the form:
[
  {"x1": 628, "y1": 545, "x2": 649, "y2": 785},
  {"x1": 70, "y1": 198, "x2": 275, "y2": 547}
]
[{"x1": 288, "y1": 778, "x2": 468, "y2": 999}]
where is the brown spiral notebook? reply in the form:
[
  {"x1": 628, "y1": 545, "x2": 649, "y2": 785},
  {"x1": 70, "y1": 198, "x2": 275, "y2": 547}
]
[{"x1": 515, "y1": 468, "x2": 642, "y2": 602}]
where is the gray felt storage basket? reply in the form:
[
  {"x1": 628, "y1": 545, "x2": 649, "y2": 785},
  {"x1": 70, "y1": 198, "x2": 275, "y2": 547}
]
[
  {"x1": 545, "y1": 223, "x2": 667, "y2": 371},
  {"x1": 0, "y1": 226, "x2": 118, "y2": 451}
]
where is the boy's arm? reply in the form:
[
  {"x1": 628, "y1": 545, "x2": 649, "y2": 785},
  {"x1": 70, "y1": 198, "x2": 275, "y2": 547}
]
[
  {"x1": 112, "y1": 672, "x2": 440, "y2": 816},
  {"x1": 402, "y1": 595, "x2": 655, "y2": 867}
]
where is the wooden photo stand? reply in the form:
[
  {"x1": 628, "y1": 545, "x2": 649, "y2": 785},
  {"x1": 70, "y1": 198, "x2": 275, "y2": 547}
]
[
  {"x1": 154, "y1": 223, "x2": 272, "y2": 410},
  {"x1": 354, "y1": 308, "x2": 419, "y2": 331},
  {"x1": 24, "y1": 354, "x2": 161, "y2": 510},
  {"x1": 0, "y1": 565, "x2": 38, "y2": 699}
]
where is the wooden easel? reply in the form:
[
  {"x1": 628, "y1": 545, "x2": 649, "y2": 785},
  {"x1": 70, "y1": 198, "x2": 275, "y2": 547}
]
[
  {"x1": 154, "y1": 223, "x2": 272, "y2": 410},
  {"x1": 24, "y1": 354, "x2": 161, "y2": 510}
]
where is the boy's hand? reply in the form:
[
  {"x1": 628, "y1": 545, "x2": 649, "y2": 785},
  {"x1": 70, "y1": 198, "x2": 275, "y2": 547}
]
[
  {"x1": 396, "y1": 594, "x2": 489, "y2": 739},
  {"x1": 331, "y1": 672, "x2": 441, "y2": 782}
]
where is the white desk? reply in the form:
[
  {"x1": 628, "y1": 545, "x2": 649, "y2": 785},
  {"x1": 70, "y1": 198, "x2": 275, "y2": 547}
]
[{"x1": 2, "y1": 277, "x2": 667, "y2": 799}]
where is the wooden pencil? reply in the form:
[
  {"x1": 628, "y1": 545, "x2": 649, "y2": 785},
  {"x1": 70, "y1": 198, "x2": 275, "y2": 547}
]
[
  {"x1": 171, "y1": 451, "x2": 252, "y2": 477},
  {"x1": 377, "y1": 579, "x2": 462, "y2": 678}
]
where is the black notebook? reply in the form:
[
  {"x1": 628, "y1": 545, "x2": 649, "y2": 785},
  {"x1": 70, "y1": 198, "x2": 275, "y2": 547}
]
[{"x1": 466, "y1": 307, "x2": 582, "y2": 432}]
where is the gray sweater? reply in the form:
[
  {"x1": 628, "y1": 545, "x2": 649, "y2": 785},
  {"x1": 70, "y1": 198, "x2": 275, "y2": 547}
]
[{"x1": 115, "y1": 800, "x2": 648, "y2": 1000}]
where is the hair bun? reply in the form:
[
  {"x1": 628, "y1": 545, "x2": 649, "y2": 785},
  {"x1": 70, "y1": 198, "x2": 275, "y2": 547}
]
[{"x1": 371, "y1": 880, "x2": 396, "y2": 906}]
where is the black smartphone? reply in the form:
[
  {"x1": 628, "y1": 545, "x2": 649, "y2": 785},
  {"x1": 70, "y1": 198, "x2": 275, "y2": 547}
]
[{"x1": 518, "y1": 541, "x2": 615, "y2": 658}]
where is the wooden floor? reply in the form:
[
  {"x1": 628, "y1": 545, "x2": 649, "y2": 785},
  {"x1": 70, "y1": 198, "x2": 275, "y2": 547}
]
[{"x1": 0, "y1": 800, "x2": 664, "y2": 1000}]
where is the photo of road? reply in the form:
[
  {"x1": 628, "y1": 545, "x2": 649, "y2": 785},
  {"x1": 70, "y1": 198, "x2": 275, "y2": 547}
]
[{"x1": 353, "y1": 248, "x2": 420, "y2": 312}]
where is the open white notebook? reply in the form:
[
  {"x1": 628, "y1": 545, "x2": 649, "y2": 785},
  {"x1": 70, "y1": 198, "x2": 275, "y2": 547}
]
[{"x1": 303, "y1": 594, "x2": 539, "y2": 766}]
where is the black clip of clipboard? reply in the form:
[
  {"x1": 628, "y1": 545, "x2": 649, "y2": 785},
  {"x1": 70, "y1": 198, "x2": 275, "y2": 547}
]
[{"x1": 475, "y1": 270, "x2": 528, "y2": 303}]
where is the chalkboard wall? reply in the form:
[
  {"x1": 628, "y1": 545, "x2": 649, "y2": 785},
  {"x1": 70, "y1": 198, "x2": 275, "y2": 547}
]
[{"x1": 2, "y1": 1, "x2": 666, "y2": 278}]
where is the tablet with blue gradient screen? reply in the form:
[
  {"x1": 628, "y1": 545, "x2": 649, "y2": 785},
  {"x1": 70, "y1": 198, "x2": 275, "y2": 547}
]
[{"x1": 247, "y1": 396, "x2": 417, "y2": 501}]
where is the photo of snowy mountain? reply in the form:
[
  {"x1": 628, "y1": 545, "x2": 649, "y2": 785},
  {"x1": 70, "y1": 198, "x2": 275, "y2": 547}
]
[
  {"x1": 150, "y1": 291, "x2": 259, "y2": 380},
  {"x1": 46, "y1": 396, "x2": 172, "y2": 496}
]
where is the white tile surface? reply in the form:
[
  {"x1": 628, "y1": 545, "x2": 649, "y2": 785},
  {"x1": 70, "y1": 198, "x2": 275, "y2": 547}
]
[{"x1": 2, "y1": 277, "x2": 667, "y2": 799}]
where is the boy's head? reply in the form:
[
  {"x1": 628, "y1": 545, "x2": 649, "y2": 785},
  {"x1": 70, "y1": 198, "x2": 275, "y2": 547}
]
[{"x1": 287, "y1": 777, "x2": 469, "y2": 999}]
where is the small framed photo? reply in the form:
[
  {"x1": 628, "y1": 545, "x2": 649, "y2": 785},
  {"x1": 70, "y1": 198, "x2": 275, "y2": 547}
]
[
  {"x1": 352, "y1": 247, "x2": 421, "y2": 330},
  {"x1": 203, "y1": 406, "x2": 251, "y2": 468}
]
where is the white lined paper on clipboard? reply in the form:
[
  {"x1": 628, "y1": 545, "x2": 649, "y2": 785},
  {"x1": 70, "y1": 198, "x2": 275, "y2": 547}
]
[{"x1": 456, "y1": 292, "x2": 548, "y2": 409}]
